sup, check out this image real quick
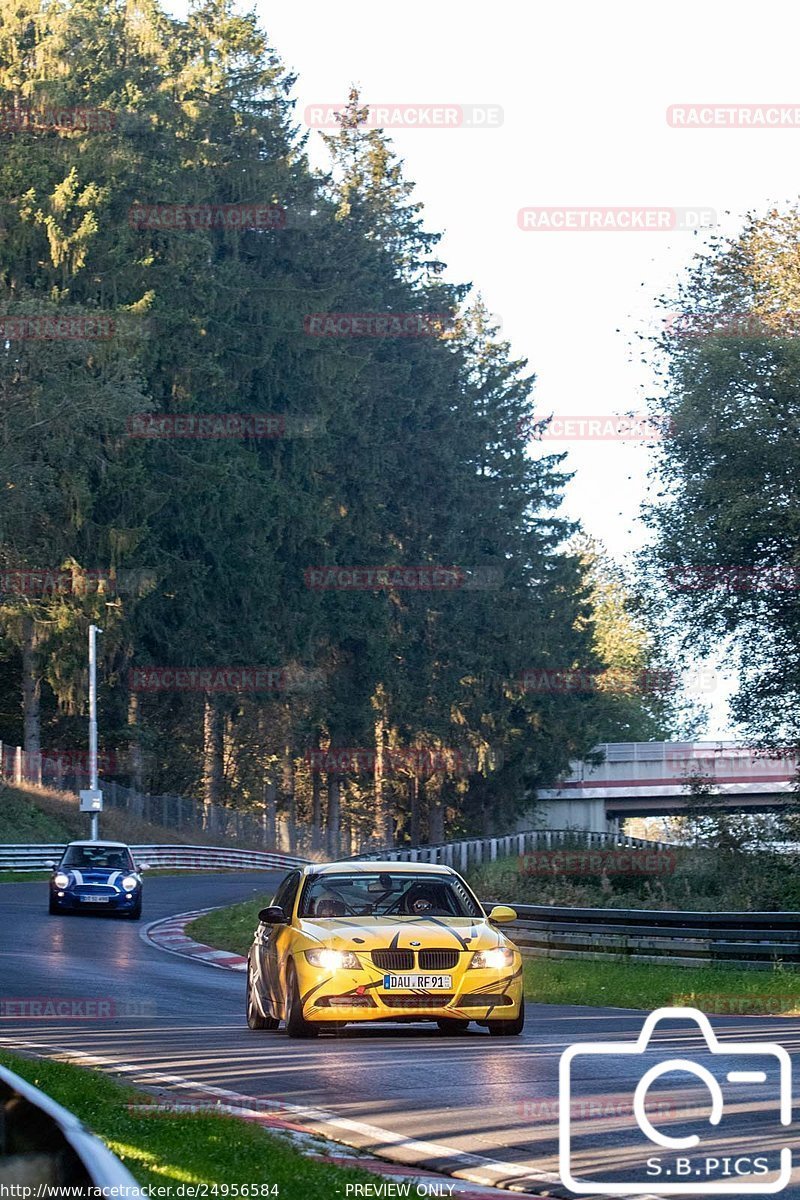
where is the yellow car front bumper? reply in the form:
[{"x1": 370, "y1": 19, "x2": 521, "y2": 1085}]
[{"x1": 294, "y1": 958, "x2": 524, "y2": 1023}]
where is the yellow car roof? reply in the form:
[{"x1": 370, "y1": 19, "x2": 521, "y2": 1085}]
[{"x1": 302, "y1": 860, "x2": 456, "y2": 876}]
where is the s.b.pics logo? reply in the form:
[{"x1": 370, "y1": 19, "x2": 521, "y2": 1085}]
[{"x1": 559, "y1": 1007, "x2": 792, "y2": 1194}]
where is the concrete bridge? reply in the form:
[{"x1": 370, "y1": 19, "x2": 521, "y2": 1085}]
[{"x1": 533, "y1": 741, "x2": 799, "y2": 833}]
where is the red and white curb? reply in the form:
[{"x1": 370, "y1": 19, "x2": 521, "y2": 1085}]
[{"x1": 143, "y1": 908, "x2": 247, "y2": 971}]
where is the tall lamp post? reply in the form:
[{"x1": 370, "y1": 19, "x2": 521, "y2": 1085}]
[{"x1": 80, "y1": 624, "x2": 104, "y2": 839}]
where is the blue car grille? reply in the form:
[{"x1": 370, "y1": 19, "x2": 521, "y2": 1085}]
[{"x1": 73, "y1": 884, "x2": 118, "y2": 896}]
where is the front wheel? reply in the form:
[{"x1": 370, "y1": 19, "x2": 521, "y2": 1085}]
[
  {"x1": 285, "y1": 962, "x2": 318, "y2": 1038},
  {"x1": 127, "y1": 900, "x2": 142, "y2": 920},
  {"x1": 48, "y1": 896, "x2": 63, "y2": 915},
  {"x1": 487, "y1": 1000, "x2": 525, "y2": 1037},
  {"x1": 246, "y1": 967, "x2": 279, "y2": 1030}
]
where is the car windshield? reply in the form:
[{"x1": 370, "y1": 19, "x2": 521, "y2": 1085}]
[
  {"x1": 298, "y1": 872, "x2": 483, "y2": 919},
  {"x1": 61, "y1": 845, "x2": 134, "y2": 871}
]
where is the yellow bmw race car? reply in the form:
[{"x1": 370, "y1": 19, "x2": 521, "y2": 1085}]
[{"x1": 246, "y1": 860, "x2": 524, "y2": 1038}]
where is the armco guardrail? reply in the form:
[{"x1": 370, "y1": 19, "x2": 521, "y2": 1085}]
[
  {"x1": 0, "y1": 1063, "x2": 143, "y2": 1189},
  {"x1": 499, "y1": 903, "x2": 800, "y2": 970},
  {"x1": 358, "y1": 827, "x2": 679, "y2": 871},
  {"x1": 0, "y1": 844, "x2": 307, "y2": 872}
]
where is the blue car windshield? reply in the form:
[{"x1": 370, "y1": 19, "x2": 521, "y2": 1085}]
[{"x1": 61, "y1": 846, "x2": 134, "y2": 870}]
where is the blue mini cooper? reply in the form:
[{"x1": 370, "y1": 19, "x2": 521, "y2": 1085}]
[{"x1": 48, "y1": 840, "x2": 146, "y2": 919}]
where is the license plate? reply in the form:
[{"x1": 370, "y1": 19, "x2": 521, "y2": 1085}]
[
  {"x1": 81, "y1": 895, "x2": 110, "y2": 903},
  {"x1": 383, "y1": 974, "x2": 452, "y2": 989}
]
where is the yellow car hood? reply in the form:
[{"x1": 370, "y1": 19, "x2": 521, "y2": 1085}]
[{"x1": 298, "y1": 916, "x2": 508, "y2": 953}]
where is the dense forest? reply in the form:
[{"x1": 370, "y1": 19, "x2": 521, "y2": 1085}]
[{"x1": 0, "y1": 0, "x2": 682, "y2": 852}]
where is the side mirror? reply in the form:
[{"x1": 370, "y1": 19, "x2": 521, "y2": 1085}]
[
  {"x1": 137, "y1": 863, "x2": 150, "y2": 872},
  {"x1": 45, "y1": 861, "x2": 56, "y2": 869},
  {"x1": 487, "y1": 904, "x2": 517, "y2": 925},
  {"x1": 258, "y1": 905, "x2": 286, "y2": 925}
]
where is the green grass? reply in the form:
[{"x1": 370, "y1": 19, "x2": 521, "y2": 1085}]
[
  {"x1": 190, "y1": 897, "x2": 800, "y2": 1018},
  {"x1": 0, "y1": 785, "x2": 74, "y2": 842},
  {"x1": 522, "y1": 957, "x2": 800, "y2": 1014},
  {"x1": 188, "y1": 894, "x2": 272, "y2": 957},
  {"x1": 0, "y1": 1050, "x2": 377, "y2": 1196},
  {"x1": 0, "y1": 870, "x2": 50, "y2": 883}
]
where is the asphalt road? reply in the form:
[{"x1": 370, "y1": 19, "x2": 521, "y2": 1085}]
[{"x1": 1, "y1": 873, "x2": 799, "y2": 1198}]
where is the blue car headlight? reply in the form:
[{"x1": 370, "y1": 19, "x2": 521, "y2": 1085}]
[
  {"x1": 54, "y1": 872, "x2": 70, "y2": 889},
  {"x1": 121, "y1": 875, "x2": 139, "y2": 893}
]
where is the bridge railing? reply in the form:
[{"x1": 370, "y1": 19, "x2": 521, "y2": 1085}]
[{"x1": 355, "y1": 827, "x2": 678, "y2": 871}]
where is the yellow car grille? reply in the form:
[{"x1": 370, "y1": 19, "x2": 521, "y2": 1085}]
[
  {"x1": 371, "y1": 948, "x2": 461, "y2": 971},
  {"x1": 418, "y1": 948, "x2": 459, "y2": 970},
  {"x1": 372, "y1": 949, "x2": 414, "y2": 970}
]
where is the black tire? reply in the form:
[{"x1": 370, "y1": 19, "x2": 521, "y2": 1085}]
[
  {"x1": 487, "y1": 1000, "x2": 525, "y2": 1037},
  {"x1": 246, "y1": 967, "x2": 278, "y2": 1030},
  {"x1": 437, "y1": 1018, "x2": 471, "y2": 1035},
  {"x1": 285, "y1": 961, "x2": 318, "y2": 1038},
  {"x1": 127, "y1": 900, "x2": 142, "y2": 920},
  {"x1": 48, "y1": 896, "x2": 63, "y2": 915}
]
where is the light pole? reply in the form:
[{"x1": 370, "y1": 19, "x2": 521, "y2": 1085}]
[{"x1": 88, "y1": 624, "x2": 102, "y2": 840}]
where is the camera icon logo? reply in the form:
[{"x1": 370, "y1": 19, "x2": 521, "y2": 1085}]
[{"x1": 559, "y1": 1006, "x2": 792, "y2": 1195}]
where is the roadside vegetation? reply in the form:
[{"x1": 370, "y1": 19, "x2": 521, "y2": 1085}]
[
  {"x1": 0, "y1": 1050, "x2": 376, "y2": 1197},
  {"x1": 467, "y1": 845, "x2": 800, "y2": 912}
]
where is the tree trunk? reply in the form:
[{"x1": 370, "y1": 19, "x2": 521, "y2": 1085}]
[
  {"x1": 283, "y1": 747, "x2": 296, "y2": 853},
  {"x1": 21, "y1": 614, "x2": 41, "y2": 757},
  {"x1": 409, "y1": 775, "x2": 420, "y2": 845},
  {"x1": 311, "y1": 762, "x2": 323, "y2": 853},
  {"x1": 326, "y1": 773, "x2": 340, "y2": 858},
  {"x1": 202, "y1": 695, "x2": 225, "y2": 827},
  {"x1": 127, "y1": 691, "x2": 144, "y2": 791},
  {"x1": 427, "y1": 778, "x2": 445, "y2": 843},
  {"x1": 374, "y1": 715, "x2": 391, "y2": 847},
  {"x1": 263, "y1": 770, "x2": 277, "y2": 848}
]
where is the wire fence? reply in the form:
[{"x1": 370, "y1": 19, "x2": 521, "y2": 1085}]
[{"x1": 0, "y1": 742, "x2": 310, "y2": 853}]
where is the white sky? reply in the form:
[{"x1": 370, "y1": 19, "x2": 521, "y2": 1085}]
[{"x1": 189, "y1": 0, "x2": 800, "y2": 736}]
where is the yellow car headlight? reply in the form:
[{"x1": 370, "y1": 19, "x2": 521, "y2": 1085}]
[
  {"x1": 469, "y1": 946, "x2": 515, "y2": 969},
  {"x1": 304, "y1": 948, "x2": 362, "y2": 971}
]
